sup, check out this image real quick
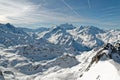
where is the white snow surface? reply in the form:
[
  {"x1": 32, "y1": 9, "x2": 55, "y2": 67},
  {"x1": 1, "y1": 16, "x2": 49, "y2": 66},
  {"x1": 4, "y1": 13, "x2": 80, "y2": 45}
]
[{"x1": 79, "y1": 60, "x2": 120, "y2": 80}]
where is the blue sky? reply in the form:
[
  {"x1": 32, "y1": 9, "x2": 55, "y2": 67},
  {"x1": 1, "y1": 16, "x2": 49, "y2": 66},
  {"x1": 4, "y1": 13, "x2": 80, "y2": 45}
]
[{"x1": 0, "y1": 0, "x2": 120, "y2": 29}]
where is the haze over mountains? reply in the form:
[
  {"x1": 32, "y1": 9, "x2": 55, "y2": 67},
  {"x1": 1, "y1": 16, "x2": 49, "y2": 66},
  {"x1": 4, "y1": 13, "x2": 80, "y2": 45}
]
[{"x1": 0, "y1": 23, "x2": 120, "y2": 80}]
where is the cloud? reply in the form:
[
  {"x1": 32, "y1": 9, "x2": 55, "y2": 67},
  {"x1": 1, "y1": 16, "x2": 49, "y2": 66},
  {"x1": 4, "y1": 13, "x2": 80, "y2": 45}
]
[
  {"x1": 0, "y1": 0, "x2": 89, "y2": 25},
  {"x1": 0, "y1": 0, "x2": 119, "y2": 28},
  {"x1": 0, "y1": 0, "x2": 35, "y2": 23}
]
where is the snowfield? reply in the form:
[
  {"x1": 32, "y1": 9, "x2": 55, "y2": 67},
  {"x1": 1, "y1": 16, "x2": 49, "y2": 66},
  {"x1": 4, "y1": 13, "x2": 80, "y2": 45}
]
[{"x1": 79, "y1": 60, "x2": 120, "y2": 80}]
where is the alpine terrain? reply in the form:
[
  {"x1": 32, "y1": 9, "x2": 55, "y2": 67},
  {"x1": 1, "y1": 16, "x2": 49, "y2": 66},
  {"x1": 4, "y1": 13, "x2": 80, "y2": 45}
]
[{"x1": 0, "y1": 23, "x2": 120, "y2": 80}]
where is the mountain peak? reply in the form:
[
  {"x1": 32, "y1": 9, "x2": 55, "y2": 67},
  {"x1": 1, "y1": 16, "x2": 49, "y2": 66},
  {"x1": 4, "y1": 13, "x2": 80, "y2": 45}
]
[
  {"x1": 6, "y1": 23, "x2": 11, "y2": 26},
  {"x1": 5, "y1": 23, "x2": 15, "y2": 29},
  {"x1": 57, "y1": 23, "x2": 75, "y2": 30},
  {"x1": 0, "y1": 23, "x2": 15, "y2": 30}
]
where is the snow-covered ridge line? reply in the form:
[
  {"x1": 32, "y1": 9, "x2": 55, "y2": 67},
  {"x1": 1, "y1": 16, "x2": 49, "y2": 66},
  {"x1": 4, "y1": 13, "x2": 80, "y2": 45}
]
[
  {"x1": 80, "y1": 43, "x2": 120, "y2": 80},
  {"x1": 0, "y1": 23, "x2": 35, "y2": 47},
  {"x1": 1, "y1": 23, "x2": 120, "y2": 51}
]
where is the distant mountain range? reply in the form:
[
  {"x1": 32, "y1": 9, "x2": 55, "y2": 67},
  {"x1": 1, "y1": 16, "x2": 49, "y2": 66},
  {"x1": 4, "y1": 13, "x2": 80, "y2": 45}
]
[{"x1": 0, "y1": 23, "x2": 120, "y2": 50}]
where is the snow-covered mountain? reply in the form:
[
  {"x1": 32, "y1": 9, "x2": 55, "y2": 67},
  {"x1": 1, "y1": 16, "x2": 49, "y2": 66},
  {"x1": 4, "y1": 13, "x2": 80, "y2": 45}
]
[
  {"x1": 0, "y1": 23, "x2": 120, "y2": 80},
  {"x1": 0, "y1": 23, "x2": 35, "y2": 47},
  {"x1": 68, "y1": 26, "x2": 105, "y2": 48},
  {"x1": 37, "y1": 23, "x2": 120, "y2": 51},
  {"x1": 39, "y1": 24, "x2": 89, "y2": 51},
  {"x1": 38, "y1": 23, "x2": 106, "y2": 51},
  {"x1": 98, "y1": 30, "x2": 120, "y2": 43},
  {"x1": 17, "y1": 27, "x2": 49, "y2": 41}
]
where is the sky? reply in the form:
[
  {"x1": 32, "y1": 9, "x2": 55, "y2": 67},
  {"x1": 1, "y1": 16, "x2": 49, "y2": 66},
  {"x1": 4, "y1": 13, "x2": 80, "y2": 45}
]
[{"x1": 0, "y1": 0, "x2": 120, "y2": 29}]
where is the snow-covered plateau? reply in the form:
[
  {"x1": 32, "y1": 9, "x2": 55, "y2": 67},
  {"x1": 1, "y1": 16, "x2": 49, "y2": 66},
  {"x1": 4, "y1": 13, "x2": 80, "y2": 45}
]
[{"x1": 0, "y1": 23, "x2": 120, "y2": 80}]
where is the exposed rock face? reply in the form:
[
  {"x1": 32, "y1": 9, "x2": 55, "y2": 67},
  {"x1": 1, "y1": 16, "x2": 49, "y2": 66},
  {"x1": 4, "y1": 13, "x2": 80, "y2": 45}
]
[{"x1": 86, "y1": 42, "x2": 120, "y2": 71}]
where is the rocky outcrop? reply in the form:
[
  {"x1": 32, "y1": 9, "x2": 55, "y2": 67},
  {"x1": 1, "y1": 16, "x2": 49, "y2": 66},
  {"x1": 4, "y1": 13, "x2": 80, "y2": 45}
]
[{"x1": 86, "y1": 42, "x2": 120, "y2": 71}]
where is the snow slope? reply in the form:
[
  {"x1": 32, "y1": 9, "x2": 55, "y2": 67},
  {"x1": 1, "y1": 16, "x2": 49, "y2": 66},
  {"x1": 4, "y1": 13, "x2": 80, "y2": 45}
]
[{"x1": 79, "y1": 60, "x2": 120, "y2": 80}]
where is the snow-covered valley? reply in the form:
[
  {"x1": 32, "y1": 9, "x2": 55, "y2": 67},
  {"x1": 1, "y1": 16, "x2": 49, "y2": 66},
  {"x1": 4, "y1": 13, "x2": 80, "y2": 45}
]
[{"x1": 0, "y1": 23, "x2": 120, "y2": 80}]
